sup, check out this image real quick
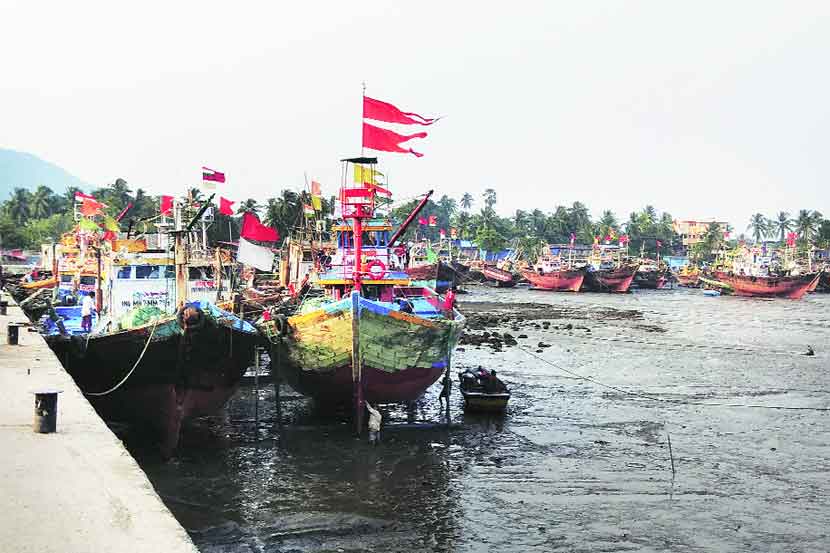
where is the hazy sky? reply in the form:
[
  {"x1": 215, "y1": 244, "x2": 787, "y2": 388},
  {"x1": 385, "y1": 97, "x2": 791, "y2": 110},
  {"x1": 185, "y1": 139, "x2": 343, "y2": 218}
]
[{"x1": 3, "y1": 1, "x2": 829, "y2": 232}]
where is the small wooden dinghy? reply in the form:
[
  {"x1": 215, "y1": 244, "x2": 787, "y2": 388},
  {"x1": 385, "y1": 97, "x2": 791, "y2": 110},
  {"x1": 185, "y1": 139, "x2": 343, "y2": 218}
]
[{"x1": 458, "y1": 367, "x2": 510, "y2": 412}]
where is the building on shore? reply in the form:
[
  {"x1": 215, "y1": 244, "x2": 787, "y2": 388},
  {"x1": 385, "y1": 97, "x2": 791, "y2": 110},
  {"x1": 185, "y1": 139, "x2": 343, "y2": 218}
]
[{"x1": 672, "y1": 220, "x2": 730, "y2": 252}]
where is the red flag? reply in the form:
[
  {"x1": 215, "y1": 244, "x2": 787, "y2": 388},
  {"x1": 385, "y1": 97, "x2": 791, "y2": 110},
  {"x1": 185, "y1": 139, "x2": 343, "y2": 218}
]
[
  {"x1": 219, "y1": 197, "x2": 235, "y2": 216},
  {"x1": 160, "y1": 195, "x2": 174, "y2": 215},
  {"x1": 115, "y1": 202, "x2": 133, "y2": 221},
  {"x1": 241, "y1": 212, "x2": 279, "y2": 242},
  {"x1": 418, "y1": 217, "x2": 427, "y2": 225},
  {"x1": 202, "y1": 167, "x2": 225, "y2": 183},
  {"x1": 74, "y1": 191, "x2": 96, "y2": 201},
  {"x1": 80, "y1": 197, "x2": 105, "y2": 217},
  {"x1": 363, "y1": 96, "x2": 437, "y2": 126},
  {"x1": 656, "y1": 240, "x2": 662, "y2": 248},
  {"x1": 362, "y1": 123, "x2": 426, "y2": 157},
  {"x1": 428, "y1": 215, "x2": 437, "y2": 227},
  {"x1": 366, "y1": 182, "x2": 392, "y2": 197},
  {"x1": 569, "y1": 232, "x2": 576, "y2": 246},
  {"x1": 439, "y1": 228, "x2": 446, "y2": 239},
  {"x1": 311, "y1": 181, "x2": 321, "y2": 196}
]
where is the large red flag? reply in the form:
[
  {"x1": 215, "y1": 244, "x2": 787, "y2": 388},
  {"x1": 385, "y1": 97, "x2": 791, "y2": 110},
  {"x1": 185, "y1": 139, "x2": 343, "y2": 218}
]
[
  {"x1": 363, "y1": 96, "x2": 437, "y2": 126},
  {"x1": 219, "y1": 197, "x2": 235, "y2": 216},
  {"x1": 363, "y1": 123, "x2": 426, "y2": 157},
  {"x1": 80, "y1": 197, "x2": 105, "y2": 217},
  {"x1": 241, "y1": 212, "x2": 279, "y2": 242},
  {"x1": 160, "y1": 195, "x2": 174, "y2": 215}
]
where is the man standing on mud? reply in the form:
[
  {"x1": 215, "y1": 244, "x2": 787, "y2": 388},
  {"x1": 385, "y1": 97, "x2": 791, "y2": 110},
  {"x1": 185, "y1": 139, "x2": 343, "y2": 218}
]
[{"x1": 81, "y1": 291, "x2": 95, "y2": 333}]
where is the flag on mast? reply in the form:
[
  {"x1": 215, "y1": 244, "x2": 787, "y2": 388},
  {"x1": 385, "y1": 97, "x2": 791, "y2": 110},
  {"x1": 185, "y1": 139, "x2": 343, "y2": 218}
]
[
  {"x1": 202, "y1": 167, "x2": 225, "y2": 191},
  {"x1": 362, "y1": 123, "x2": 427, "y2": 157},
  {"x1": 363, "y1": 96, "x2": 437, "y2": 126},
  {"x1": 219, "y1": 197, "x2": 235, "y2": 216}
]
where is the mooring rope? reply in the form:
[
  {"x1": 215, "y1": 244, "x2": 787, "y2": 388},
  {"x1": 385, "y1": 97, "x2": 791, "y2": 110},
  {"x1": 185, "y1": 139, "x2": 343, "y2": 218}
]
[
  {"x1": 84, "y1": 317, "x2": 160, "y2": 397},
  {"x1": 515, "y1": 344, "x2": 830, "y2": 412}
]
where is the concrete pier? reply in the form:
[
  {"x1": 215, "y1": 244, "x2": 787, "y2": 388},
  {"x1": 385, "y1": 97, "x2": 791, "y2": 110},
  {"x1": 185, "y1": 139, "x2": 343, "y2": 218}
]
[{"x1": 0, "y1": 296, "x2": 198, "y2": 553}]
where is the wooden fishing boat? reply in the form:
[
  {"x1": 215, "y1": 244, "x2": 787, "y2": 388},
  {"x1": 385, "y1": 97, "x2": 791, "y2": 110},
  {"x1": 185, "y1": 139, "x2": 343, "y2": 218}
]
[
  {"x1": 582, "y1": 264, "x2": 638, "y2": 293},
  {"x1": 40, "y1": 199, "x2": 255, "y2": 455},
  {"x1": 458, "y1": 367, "x2": 510, "y2": 412},
  {"x1": 261, "y1": 157, "x2": 464, "y2": 431},
  {"x1": 710, "y1": 271, "x2": 821, "y2": 300},
  {"x1": 521, "y1": 267, "x2": 585, "y2": 292},
  {"x1": 634, "y1": 267, "x2": 671, "y2": 289},
  {"x1": 405, "y1": 259, "x2": 457, "y2": 293},
  {"x1": 676, "y1": 267, "x2": 700, "y2": 287},
  {"x1": 44, "y1": 302, "x2": 258, "y2": 456},
  {"x1": 481, "y1": 265, "x2": 516, "y2": 287}
]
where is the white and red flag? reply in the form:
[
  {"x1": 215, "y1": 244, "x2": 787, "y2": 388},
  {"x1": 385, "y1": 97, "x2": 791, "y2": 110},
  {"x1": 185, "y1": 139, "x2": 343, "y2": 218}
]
[{"x1": 202, "y1": 167, "x2": 225, "y2": 191}]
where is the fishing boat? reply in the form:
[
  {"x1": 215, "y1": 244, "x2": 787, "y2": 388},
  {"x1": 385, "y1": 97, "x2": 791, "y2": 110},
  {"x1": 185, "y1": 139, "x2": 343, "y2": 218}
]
[
  {"x1": 675, "y1": 266, "x2": 701, "y2": 287},
  {"x1": 458, "y1": 367, "x2": 510, "y2": 412},
  {"x1": 709, "y1": 270, "x2": 821, "y2": 300},
  {"x1": 582, "y1": 263, "x2": 639, "y2": 293},
  {"x1": 262, "y1": 157, "x2": 464, "y2": 431},
  {"x1": 634, "y1": 262, "x2": 672, "y2": 289},
  {"x1": 41, "y1": 198, "x2": 258, "y2": 455},
  {"x1": 520, "y1": 253, "x2": 585, "y2": 292},
  {"x1": 481, "y1": 264, "x2": 516, "y2": 287}
]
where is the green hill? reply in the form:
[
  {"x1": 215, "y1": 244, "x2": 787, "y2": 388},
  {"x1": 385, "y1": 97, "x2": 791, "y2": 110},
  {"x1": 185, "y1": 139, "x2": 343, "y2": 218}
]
[{"x1": 0, "y1": 148, "x2": 89, "y2": 200}]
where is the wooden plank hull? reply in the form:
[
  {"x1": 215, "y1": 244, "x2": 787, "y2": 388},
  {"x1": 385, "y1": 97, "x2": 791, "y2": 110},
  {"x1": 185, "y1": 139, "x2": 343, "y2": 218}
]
[
  {"x1": 405, "y1": 262, "x2": 457, "y2": 293},
  {"x1": 482, "y1": 266, "x2": 516, "y2": 287},
  {"x1": 461, "y1": 391, "x2": 510, "y2": 412},
  {"x1": 711, "y1": 271, "x2": 821, "y2": 299},
  {"x1": 46, "y1": 309, "x2": 259, "y2": 455},
  {"x1": 521, "y1": 269, "x2": 585, "y2": 292},
  {"x1": 582, "y1": 265, "x2": 638, "y2": 293},
  {"x1": 273, "y1": 295, "x2": 464, "y2": 404},
  {"x1": 676, "y1": 273, "x2": 700, "y2": 287}
]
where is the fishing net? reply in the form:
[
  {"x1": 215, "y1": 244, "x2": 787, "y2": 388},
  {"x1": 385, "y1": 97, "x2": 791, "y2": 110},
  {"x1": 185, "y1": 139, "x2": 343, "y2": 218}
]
[{"x1": 119, "y1": 305, "x2": 166, "y2": 329}]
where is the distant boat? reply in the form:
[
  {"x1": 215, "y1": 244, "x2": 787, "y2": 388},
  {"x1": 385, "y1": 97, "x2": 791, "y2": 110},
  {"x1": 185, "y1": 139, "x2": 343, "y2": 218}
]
[
  {"x1": 521, "y1": 267, "x2": 585, "y2": 292},
  {"x1": 582, "y1": 264, "x2": 639, "y2": 293},
  {"x1": 709, "y1": 271, "x2": 821, "y2": 300},
  {"x1": 481, "y1": 265, "x2": 516, "y2": 287}
]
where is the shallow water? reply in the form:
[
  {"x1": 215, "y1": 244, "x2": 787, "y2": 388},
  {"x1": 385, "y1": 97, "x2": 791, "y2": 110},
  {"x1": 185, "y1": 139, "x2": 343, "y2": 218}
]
[{"x1": 130, "y1": 286, "x2": 830, "y2": 552}]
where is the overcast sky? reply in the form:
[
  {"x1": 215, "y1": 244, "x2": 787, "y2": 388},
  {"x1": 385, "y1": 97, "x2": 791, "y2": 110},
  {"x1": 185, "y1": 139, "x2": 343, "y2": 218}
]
[{"x1": 3, "y1": 1, "x2": 829, "y2": 232}]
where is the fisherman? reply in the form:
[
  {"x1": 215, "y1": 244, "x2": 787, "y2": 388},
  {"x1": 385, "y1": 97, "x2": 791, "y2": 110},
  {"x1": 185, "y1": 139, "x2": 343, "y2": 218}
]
[
  {"x1": 81, "y1": 291, "x2": 96, "y2": 333},
  {"x1": 485, "y1": 369, "x2": 501, "y2": 393},
  {"x1": 439, "y1": 372, "x2": 452, "y2": 407},
  {"x1": 366, "y1": 402, "x2": 382, "y2": 445},
  {"x1": 444, "y1": 286, "x2": 457, "y2": 314}
]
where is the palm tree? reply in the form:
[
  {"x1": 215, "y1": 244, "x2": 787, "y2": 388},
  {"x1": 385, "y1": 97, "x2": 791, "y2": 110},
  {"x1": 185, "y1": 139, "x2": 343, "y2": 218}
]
[
  {"x1": 513, "y1": 209, "x2": 528, "y2": 233},
  {"x1": 188, "y1": 188, "x2": 205, "y2": 204},
  {"x1": 5, "y1": 188, "x2": 32, "y2": 224},
  {"x1": 237, "y1": 198, "x2": 261, "y2": 215},
  {"x1": 482, "y1": 189, "x2": 497, "y2": 210},
  {"x1": 795, "y1": 209, "x2": 823, "y2": 242},
  {"x1": 30, "y1": 186, "x2": 54, "y2": 219},
  {"x1": 747, "y1": 213, "x2": 768, "y2": 244},
  {"x1": 567, "y1": 202, "x2": 591, "y2": 236},
  {"x1": 460, "y1": 193, "x2": 473, "y2": 211},
  {"x1": 772, "y1": 211, "x2": 792, "y2": 242}
]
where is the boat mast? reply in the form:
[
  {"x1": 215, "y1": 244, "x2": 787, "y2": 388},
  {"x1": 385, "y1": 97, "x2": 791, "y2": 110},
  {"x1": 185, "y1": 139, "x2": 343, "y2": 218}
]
[{"x1": 174, "y1": 198, "x2": 188, "y2": 309}]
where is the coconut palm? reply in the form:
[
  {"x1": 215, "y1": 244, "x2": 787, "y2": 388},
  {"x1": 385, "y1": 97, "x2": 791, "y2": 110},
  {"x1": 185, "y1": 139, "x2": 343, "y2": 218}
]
[
  {"x1": 772, "y1": 211, "x2": 792, "y2": 242},
  {"x1": 30, "y1": 186, "x2": 54, "y2": 219},
  {"x1": 237, "y1": 198, "x2": 261, "y2": 215},
  {"x1": 482, "y1": 189, "x2": 497, "y2": 210},
  {"x1": 460, "y1": 192, "x2": 474, "y2": 211},
  {"x1": 5, "y1": 188, "x2": 32, "y2": 224},
  {"x1": 795, "y1": 209, "x2": 823, "y2": 242},
  {"x1": 746, "y1": 213, "x2": 768, "y2": 244}
]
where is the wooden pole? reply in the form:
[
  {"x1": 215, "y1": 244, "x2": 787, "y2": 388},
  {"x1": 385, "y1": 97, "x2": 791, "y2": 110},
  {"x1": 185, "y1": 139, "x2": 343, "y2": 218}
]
[
  {"x1": 272, "y1": 343, "x2": 282, "y2": 427},
  {"x1": 444, "y1": 348, "x2": 452, "y2": 428},
  {"x1": 351, "y1": 291, "x2": 364, "y2": 435},
  {"x1": 253, "y1": 345, "x2": 260, "y2": 429}
]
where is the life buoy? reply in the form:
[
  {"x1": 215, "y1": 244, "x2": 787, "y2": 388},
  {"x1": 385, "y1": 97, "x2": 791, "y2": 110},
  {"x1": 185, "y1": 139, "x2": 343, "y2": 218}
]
[{"x1": 365, "y1": 259, "x2": 387, "y2": 280}]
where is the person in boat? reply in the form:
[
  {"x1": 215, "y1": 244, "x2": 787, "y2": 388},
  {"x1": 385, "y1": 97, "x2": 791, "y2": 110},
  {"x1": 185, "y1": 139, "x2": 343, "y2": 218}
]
[
  {"x1": 81, "y1": 291, "x2": 96, "y2": 333},
  {"x1": 397, "y1": 298, "x2": 414, "y2": 314},
  {"x1": 485, "y1": 370, "x2": 502, "y2": 393},
  {"x1": 443, "y1": 287, "x2": 456, "y2": 316}
]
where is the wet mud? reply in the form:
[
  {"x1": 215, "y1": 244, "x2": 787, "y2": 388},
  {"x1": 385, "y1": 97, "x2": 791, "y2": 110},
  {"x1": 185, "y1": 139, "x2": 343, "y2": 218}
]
[{"x1": 128, "y1": 285, "x2": 830, "y2": 552}]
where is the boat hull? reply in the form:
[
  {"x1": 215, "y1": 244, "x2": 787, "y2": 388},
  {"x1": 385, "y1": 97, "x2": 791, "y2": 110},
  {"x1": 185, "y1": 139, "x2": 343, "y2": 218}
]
[
  {"x1": 520, "y1": 269, "x2": 585, "y2": 292},
  {"x1": 272, "y1": 294, "x2": 464, "y2": 404},
  {"x1": 46, "y1": 310, "x2": 258, "y2": 455},
  {"x1": 460, "y1": 391, "x2": 510, "y2": 412},
  {"x1": 711, "y1": 271, "x2": 821, "y2": 299},
  {"x1": 676, "y1": 273, "x2": 700, "y2": 287},
  {"x1": 634, "y1": 270, "x2": 670, "y2": 289},
  {"x1": 406, "y1": 262, "x2": 457, "y2": 293},
  {"x1": 482, "y1": 266, "x2": 516, "y2": 287},
  {"x1": 582, "y1": 265, "x2": 638, "y2": 293}
]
